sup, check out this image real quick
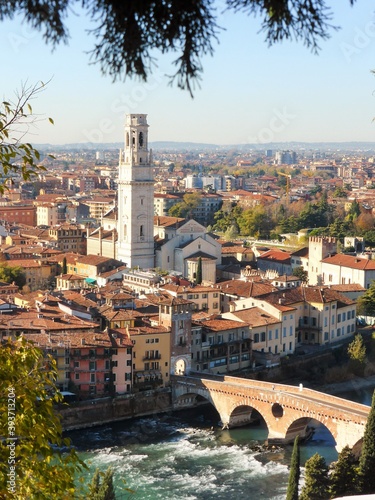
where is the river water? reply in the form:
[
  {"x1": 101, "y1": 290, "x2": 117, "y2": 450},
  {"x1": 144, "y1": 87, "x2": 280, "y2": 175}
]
[{"x1": 68, "y1": 386, "x2": 374, "y2": 500}]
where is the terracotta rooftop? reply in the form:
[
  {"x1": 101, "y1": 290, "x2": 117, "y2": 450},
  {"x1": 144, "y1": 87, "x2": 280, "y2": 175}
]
[
  {"x1": 321, "y1": 253, "x2": 375, "y2": 270},
  {"x1": 228, "y1": 307, "x2": 280, "y2": 327}
]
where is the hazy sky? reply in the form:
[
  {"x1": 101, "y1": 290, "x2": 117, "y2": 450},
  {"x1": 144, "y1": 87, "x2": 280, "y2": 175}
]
[{"x1": 1, "y1": 1, "x2": 375, "y2": 146}]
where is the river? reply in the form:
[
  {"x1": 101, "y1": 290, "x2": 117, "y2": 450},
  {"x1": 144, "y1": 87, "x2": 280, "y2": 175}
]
[{"x1": 67, "y1": 385, "x2": 374, "y2": 499}]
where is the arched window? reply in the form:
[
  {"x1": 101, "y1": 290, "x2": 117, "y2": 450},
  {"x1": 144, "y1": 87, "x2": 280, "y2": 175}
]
[
  {"x1": 124, "y1": 224, "x2": 127, "y2": 238},
  {"x1": 132, "y1": 131, "x2": 136, "y2": 145},
  {"x1": 140, "y1": 225, "x2": 144, "y2": 237},
  {"x1": 139, "y1": 131, "x2": 144, "y2": 147},
  {"x1": 126, "y1": 132, "x2": 130, "y2": 147}
]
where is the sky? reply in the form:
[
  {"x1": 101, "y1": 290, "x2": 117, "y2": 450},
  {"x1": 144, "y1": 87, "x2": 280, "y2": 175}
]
[{"x1": 1, "y1": 1, "x2": 375, "y2": 146}]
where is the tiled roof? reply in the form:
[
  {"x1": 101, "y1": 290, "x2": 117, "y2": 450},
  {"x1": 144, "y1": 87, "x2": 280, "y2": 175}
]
[
  {"x1": 321, "y1": 253, "x2": 375, "y2": 270},
  {"x1": 195, "y1": 317, "x2": 248, "y2": 332},
  {"x1": 228, "y1": 307, "x2": 280, "y2": 327},
  {"x1": 218, "y1": 279, "x2": 276, "y2": 298},
  {"x1": 257, "y1": 249, "x2": 291, "y2": 264},
  {"x1": 153, "y1": 216, "x2": 186, "y2": 228}
]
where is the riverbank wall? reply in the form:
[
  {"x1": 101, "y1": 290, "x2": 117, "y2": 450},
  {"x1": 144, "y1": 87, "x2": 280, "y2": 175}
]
[{"x1": 60, "y1": 389, "x2": 173, "y2": 431}]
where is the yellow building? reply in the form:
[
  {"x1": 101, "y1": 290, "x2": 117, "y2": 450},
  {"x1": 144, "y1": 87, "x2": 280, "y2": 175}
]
[
  {"x1": 6, "y1": 259, "x2": 55, "y2": 291},
  {"x1": 129, "y1": 324, "x2": 170, "y2": 391}
]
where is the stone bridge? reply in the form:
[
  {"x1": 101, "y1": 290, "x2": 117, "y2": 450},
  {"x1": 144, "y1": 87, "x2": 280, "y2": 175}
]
[{"x1": 171, "y1": 375, "x2": 371, "y2": 451}]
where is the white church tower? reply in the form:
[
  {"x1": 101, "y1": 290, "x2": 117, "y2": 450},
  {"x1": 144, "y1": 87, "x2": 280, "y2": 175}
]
[{"x1": 117, "y1": 114, "x2": 155, "y2": 269}]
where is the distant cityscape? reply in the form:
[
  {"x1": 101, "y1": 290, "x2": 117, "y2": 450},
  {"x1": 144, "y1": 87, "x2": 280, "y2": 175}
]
[{"x1": 1, "y1": 114, "x2": 375, "y2": 401}]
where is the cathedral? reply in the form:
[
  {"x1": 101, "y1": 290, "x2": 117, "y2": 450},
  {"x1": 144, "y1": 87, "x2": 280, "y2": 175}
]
[{"x1": 87, "y1": 114, "x2": 221, "y2": 279}]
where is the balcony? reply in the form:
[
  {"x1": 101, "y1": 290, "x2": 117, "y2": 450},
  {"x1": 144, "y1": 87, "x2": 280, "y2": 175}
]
[
  {"x1": 142, "y1": 354, "x2": 162, "y2": 361},
  {"x1": 298, "y1": 319, "x2": 321, "y2": 331}
]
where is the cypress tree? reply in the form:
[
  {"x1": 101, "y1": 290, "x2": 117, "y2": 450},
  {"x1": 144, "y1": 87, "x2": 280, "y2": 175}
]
[
  {"x1": 196, "y1": 256, "x2": 202, "y2": 285},
  {"x1": 62, "y1": 256, "x2": 67, "y2": 274},
  {"x1": 358, "y1": 390, "x2": 375, "y2": 494},
  {"x1": 286, "y1": 436, "x2": 300, "y2": 500},
  {"x1": 97, "y1": 467, "x2": 116, "y2": 500},
  {"x1": 88, "y1": 469, "x2": 101, "y2": 498},
  {"x1": 299, "y1": 453, "x2": 329, "y2": 500},
  {"x1": 88, "y1": 467, "x2": 116, "y2": 499},
  {"x1": 329, "y1": 446, "x2": 357, "y2": 498}
]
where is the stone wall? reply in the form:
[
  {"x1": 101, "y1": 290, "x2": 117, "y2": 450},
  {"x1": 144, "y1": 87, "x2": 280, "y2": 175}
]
[{"x1": 59, "y1": 389, "x2": 173, "y2": 430}]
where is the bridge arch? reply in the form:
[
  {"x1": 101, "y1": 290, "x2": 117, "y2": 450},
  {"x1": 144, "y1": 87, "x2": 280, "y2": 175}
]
[{"x1": 284, "y1": 417, "x2": 336, "y2": 446}]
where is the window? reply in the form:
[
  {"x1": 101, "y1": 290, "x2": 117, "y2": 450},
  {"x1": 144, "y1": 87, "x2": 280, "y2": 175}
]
[
  {"x1": 74, "y1": 361, "x2": 80, "y2": 368},
  {"x1": 254, "y1": 333, "x2": 259, "y2": 343},
  {"x1": 90, "y1": 373, "x2": 95, "y2": 383},
  {"x1": 125, "y1": 373, "x2": 131, "y2": 381},
  {"x1": 89, "y1": 349, "x2": 95, "y2": 358},
  {"x1": 275, "y1": 329, "x2": 279, "y2": 339},
  {"x1": 140, "y1": 225, "x2": 144, "y2": 237},
  {"x1": 75, "y1": 373, "x2": 80, "y2": 380},
  {"x1": 261, "y1": 332, "x2": 266, "y2": 342},
  {"x1": 127, "y1": 360, "x2": 131, "y2": 366},
  {"x1": 112, "y1": 360, "x2": 118, "y2": 367},
  {"x1": 338, "y1": 314, "x2": 341, "y2": 323},
  {"x1": 283, "y1": 328, "x2": 286, "y2": 337},
  {"x1": 268, "y1": 330, "x2": 272, "y2": 341},
  {"x1": 89, "y1": 361, "x2": 96, "y2": 371},
  {"x1": 105, "y1": 360, "x2": 110, "y2": 370}
]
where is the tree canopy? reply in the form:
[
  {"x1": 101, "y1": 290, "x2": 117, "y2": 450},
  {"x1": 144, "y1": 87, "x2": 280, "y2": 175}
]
[
  {"x1": 0, "y1": 1, "x2": 357, "y2": 95},
  {"x1": 0, "y1": 263, "x2": 26, "y2": 289},
  {"x1": 0, "y1": 82, "x2": 53, "y2": 194},
  {"x1": 0, "y1": 337, "x2": 86, "y2": 498},
  {"x1": 358, "y1": 390, "x2": 375, "y2": 494}
]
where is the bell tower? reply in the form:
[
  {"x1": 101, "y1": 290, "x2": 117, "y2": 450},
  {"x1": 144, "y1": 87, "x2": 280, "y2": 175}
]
[{"x1": 117, "y1": 114, "x2": 155, "y2": 269}]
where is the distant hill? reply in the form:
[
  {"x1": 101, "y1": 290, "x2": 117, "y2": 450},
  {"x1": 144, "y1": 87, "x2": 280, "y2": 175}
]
[{"x1": 34, "y1": 141, "x2": 375, "y2": 152}]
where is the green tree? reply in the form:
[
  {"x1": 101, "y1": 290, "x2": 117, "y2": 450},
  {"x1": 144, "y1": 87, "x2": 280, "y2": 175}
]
[
  {"x1": 224, "y1": 224, "x2": 239, "y2": 241},
  {"x1": 88, "y1": 468, "x2": 117, "y2": 500},
  {"x1": 347, "y1": 199, "x2": 361, "y2": 220},
  {"x1": 363, "y1": 229, "x2": 375, "y2": 248},
  {"x1": 299, "y1": 453, "x2": 329, "y2": 500},
  {"x1": 293, "y1": 266, "x2": 308, "y2": 283},
  {"x1": 329, "y1": 446, "x2": 357, "y2": 499},
  {"x1": 348, "y1": 333, "x2": 366, "y2": 377},
  {"x1": 168, "y1": 193, "x2": 201, "y2": 220},
  {"x1": 62, "y1": 256, "x2": 68, "y2": 275},
  {"x1": 358, "y1": 390, "x2": 375, "y2": 494},
  {"x1": 347, "y1": 334, "x2": 366, "y2": 364},
  {"x1": 332, "y1": 186, "x2": 348, "y2": 198},
  {"x1": 286, "y1": 436, "x2": 300, "y2": 500},
  {"x1": 196, "y1": 256, "x2": 202, "y2": 285},
  {"x1": 0, "y1": 1, "x2": 352, "y2": 95},
  {"x1": 98, "y1": 467, "x2": 116, "y2": 500},
  {"x1": 0, "y1": 337, "x2": 86, "y2": 498},
  {"x1": 0, "y1": 263, "x2": 26, "y2": 289},
  {"x1": 357, "y1": 281, "x2": 375, "y2": 316},
  {"x1": 88, "y1": 469, "x2": 101, "y2": 497},
  {"x1": 0, "y1": 82, "x2": 52, "y2": 194}
]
